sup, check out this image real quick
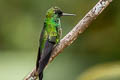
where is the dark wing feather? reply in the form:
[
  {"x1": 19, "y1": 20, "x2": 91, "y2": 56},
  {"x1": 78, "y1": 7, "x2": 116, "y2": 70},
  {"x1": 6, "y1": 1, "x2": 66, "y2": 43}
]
[
  {"x1": 38, "y1": 38, "x2": 55, "y2": 80},
  {"x1": 37, "y1": 22, "x2": 57, "y2": 80},
  {"x1": 39, "y1": 38, "x2": 55, "y2": 73},
  {"x1": 36, "y1": 23, "x2": 46, "y2": 69}
]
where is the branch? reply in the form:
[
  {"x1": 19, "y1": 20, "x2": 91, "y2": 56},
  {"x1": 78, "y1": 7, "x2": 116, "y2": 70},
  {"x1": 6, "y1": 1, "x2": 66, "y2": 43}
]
[{"x1": 24, "y1": 0, "x2": 112, "y2": 80}]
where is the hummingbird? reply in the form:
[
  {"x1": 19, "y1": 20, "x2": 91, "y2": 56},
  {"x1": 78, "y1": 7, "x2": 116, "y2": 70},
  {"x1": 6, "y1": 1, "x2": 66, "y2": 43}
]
[{"x1": 36, "y1": 7, "x2": 75, "y2": 80}]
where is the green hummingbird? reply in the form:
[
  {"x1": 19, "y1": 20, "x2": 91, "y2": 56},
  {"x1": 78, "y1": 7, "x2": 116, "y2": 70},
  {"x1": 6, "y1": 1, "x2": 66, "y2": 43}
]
[{"x1": 36, "y1": 7, "x2": 75, "y2": 80}]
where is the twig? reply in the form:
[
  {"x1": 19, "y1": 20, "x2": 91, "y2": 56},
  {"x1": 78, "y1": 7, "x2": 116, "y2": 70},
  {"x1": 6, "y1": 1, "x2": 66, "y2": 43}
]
[{"x1": 24, "y1": 0, "x2": 112, "y2": 80}]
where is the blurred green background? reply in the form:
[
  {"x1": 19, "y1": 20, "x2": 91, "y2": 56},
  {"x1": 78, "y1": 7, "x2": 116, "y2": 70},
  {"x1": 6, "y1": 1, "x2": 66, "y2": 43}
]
[{"x1": 0, "y1": 0, "x2": 120, "y2": 80}]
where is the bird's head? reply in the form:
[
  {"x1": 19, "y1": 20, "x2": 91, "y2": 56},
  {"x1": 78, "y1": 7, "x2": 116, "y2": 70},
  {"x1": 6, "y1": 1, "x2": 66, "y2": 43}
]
[{"x1": 46, "y1": 7, "x2": 75, "y2": 18}]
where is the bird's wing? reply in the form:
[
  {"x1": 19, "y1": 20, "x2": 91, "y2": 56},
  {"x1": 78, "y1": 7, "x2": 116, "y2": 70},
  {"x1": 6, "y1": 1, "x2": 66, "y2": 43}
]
[
  {"x1": 36, "y1": 23, "x2": 46, "y2": 69},
  {"x1": 40, "y1": 36, "x2": 56, "y2": 61},
  {"x1": 39, "y1": 36, "x2": 56, "y2": 73}
]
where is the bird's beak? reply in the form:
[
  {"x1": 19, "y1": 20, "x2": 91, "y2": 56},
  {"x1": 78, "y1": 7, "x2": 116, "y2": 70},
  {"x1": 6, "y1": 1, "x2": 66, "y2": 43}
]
[{"x1": 62, "y1": 13, "x2": 76, "y2": 16}]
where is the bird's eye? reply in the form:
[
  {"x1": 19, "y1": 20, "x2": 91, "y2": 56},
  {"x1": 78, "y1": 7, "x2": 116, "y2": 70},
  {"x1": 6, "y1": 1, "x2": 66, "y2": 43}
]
[
  {"x1": 55, "y1": 10, "x2": 62, "y2": 15},
  {"x1": 58, "y1": 11, "x2": 62, "y2": 15}
]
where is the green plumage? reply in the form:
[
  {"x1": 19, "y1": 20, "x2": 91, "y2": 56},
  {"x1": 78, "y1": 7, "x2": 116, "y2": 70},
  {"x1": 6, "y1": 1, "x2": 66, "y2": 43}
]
[
  {"x1": 41, "y1": 7, "x2": 62, "y2": 51},
  {"x1": 36, "y1": 7, "x2": 75, "y2": 80},
  {"x1": 36, "y1": 7, "x2": 62, "y2": 80}
]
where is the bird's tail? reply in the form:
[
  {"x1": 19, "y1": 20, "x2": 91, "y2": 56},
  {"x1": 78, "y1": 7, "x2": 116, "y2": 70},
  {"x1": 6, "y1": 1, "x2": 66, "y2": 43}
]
[
  {"x1": 38, "y1": 40, "x2": 55, "y2": 80},
  {"x1": 39, "y1": 71, "x2": 43, "y2": 80}
]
